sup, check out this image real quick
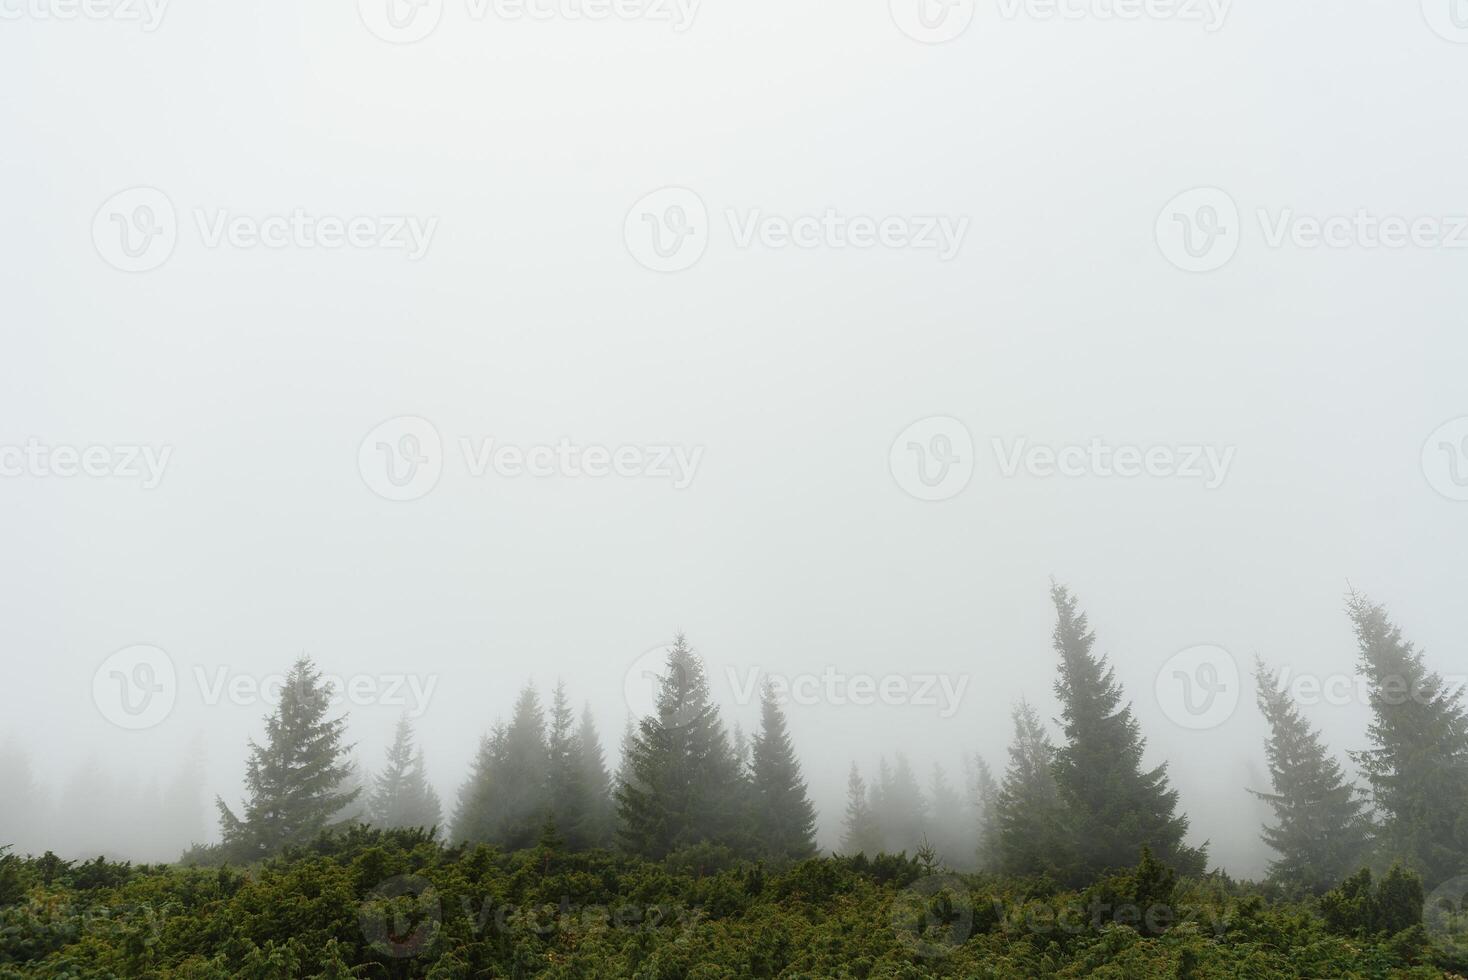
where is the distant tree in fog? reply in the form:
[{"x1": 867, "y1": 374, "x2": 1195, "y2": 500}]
[
  {"x1": 749, "y1": 684, "x2": 817, "y2": 861},
  {"x1": 368, "y1": 714, "x2": 442, "y2": 831}
]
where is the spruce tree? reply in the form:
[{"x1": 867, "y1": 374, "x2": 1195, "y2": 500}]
[
  {"x1": 1349, "y1": 593, "x2": 1468, "y2": 887},
  {"x1": 840, "y1": 763, "x2": 883, "y2": 855},
  {"x1": 575, "y1": 704, "x2": 614, "y2": 848},
  {"x1": 615, "y1": 633, "x2": 742, "y2": 858},
  {"x1": 927, "y1": 763, "x2": 970, "y2": 869},
  {"x1": 368, "y1": 714, "x2": 443, "y2": 831},
  {"x1": 748, "y1": 684, "x2": 817, "y2": 861},
  {"x1": 1251, "y1": 658, "x2": 1372, "y2": 894},
  {"x1": 965, "y1": 754, "x2": 1000, "y2": 871},
  {"x1": 872, "y1": 754, "x2": 927, "y2": 854},
  {"x1": 216, "y1": 657, "x2": 358, "y2": 860},
  {"x1": 451, "y1": 726, "x2": 505, "y2": 843},
  {"x1": 546, "y1": 681, "x2": 596, "y2": 849},
  {"x1": 488, "y1": 685, "x2": 550, "y2": 850},
  {"x1": 995, "y1": 700, "x2": 1071, "y2": 877},
  {"x1": 1048, "y1": 584, "x2": 1205, "y2": 881}
]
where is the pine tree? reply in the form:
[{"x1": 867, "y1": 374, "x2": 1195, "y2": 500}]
[
  {"x1": 995, "y1": 700, "x2": 1071, "y2": 877},
  {"x1": 1251, "y1": 658, "x2": 1373, "y2": 894},
  {"x1": 615, "y1": 633, "x2": 742, "y2": 858},
  {"x1": 1349, "y1": 593, "x2": 1468, "y2": 888},
  {"x1": 748, "y1": 684, "x2": 817, "y2": 861},
  {"x1": 1048, "y1": 583, "x2": 1205, "y2": 881},
  {"x1": 927, "y1": 763, "x2": 970, "y2": 869},
  {"x1": 487, "y1": 685, "x2": 550, "y2": 850},
  {"x1": 216, "y1": 657, "x2": 359, "y2": 860},
  {"x1": 872, "y1": 754, "x2": 927, "y2": 854},
  {"x1": 546, "y1": 681, "x2": 597, "y2": 850},
  {"x1": 965, "y1": 754, "x2": 1001, "y2": 871},
  {"x1": 451, "y1": 726, "x2": 505, "y2": 844},
  {"x1": 575, "y1": 704, "x2": 614, "y2": 849},
  {"x1": 840, "y1": 763, "x2": 882, "y2": 855},
  {"x1": 368, "y1": 714, "x2": 443, "y2": 831}
]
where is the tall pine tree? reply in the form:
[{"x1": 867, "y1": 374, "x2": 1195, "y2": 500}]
[
  {"x1": 546, "y1": 681, "x2": 597, "y2": 850},
  {"x1": 1048, "y1": 584, "x2": 1205, "y2": 881},
  {"x1": 575, "y1": 704, "x2": 614, "y2": 849},
  {"x1": 1349, "y1": 593, "x2": 1468, "y2": 888},
  {"x1": 1252, "y1": 658, "x2": 1373, "y2": 894},
  {"x1": 216, "y1": 657, "x2": 358, "y2": 860},
  {"x1": 748, "y1": 684, "x2": 817, "y2": 861},
  {"x1": 368, "y1": 714, "x2": 443, "y2": 831},
  {"x1": 615, "y1": 634, "x2": 742, "y2": 858}
]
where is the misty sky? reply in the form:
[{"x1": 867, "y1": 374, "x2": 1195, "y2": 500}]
[{"x1": 2, "y1": 1, "x2": 1466, "y2": 875}]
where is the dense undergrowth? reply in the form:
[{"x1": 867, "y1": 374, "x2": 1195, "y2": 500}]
[{"x1": 3, "y1": 828, "x2": 1466, "y2": 979}]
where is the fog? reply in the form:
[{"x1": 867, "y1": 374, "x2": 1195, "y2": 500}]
[{"x1": 2, "y1": 0, "x2": 1465, "y2": 882}]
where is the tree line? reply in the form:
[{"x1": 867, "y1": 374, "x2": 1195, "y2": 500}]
[{"x1": 189, "y1": 582, "x2": 1468, "y2": 899}]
